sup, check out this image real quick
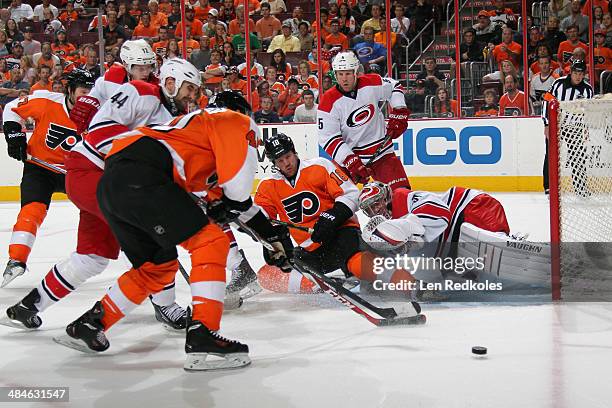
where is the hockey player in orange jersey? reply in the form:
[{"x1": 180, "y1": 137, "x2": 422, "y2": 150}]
[
  {"x1": 254, "y1": 133, "x2": 420, "y2": 301},
  {"x1": 56, "y1": 104, "x2": 293, "y2": 371},
  {"x1": 1, "y1": 69, "x2": 96, "y2": 288}
]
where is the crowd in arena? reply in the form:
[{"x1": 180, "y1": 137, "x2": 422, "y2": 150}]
[{"x1": 0, "y1": 0, "x2": 610, "y2": 123}]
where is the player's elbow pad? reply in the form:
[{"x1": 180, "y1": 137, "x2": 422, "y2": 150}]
[
  {"x1": 329, "y1": 201, "x2": 354, "y2": 226},
  {"x1": 222, "y1": 194, "x2": 253, "y2": 213},
  {"x1": 3, "y1": 121, "x2": 22, "y2": 136}
]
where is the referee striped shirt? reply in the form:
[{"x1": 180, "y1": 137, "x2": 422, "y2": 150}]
[{"x1": 542, "y1": 75, "x2": 594, "y2": 125}]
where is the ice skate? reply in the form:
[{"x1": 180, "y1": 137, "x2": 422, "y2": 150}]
[
  {"x1": 150, "y1": 298, "x2": 187, "y2": 331},
  {"x1": 1, "y1": 259, "x2": 27, "y2": 288},
  {"x1": 224, "y1": 250, "x2": 261, "y2": 310},
  {"x1": 1, "y1": 289, "x2": 42, "y2": 329},
  {"x1": 53, "y1": 301, "x2": 109, "y2": 353},
  {"x1": 184, "y1": 319, "x2": 250, "y2": 371}
]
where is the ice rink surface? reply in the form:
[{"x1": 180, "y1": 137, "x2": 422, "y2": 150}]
[{"x1": 0, "y1": 193, "x2": 610, "y2": 408}]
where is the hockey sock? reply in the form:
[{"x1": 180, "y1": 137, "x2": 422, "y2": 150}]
[
  {"x1": 347, "y1": 252, "x2": 378, "y2": 282},
  {"x1": 9, "y1": 202, "x2": 47, "y2": 263},
  {"x1": 150, "y1": 282, "x2": 176, "y2": 306},
  {"x1": 223, "y1": 224, "x2": 242, "y2": 271},
  {"x1": 258, "y1": 264, "x2": 318, "y2": 293},
  {"x1": 36, "y1": 253, "x2": 109, "y2": 312}
]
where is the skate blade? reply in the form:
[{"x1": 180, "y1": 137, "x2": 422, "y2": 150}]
[
  {"x1": 184, "y1": 352, "x2": 251, "y2": 371},
  {"x1": 161, "y1": 323, "x2": 186, "y2": 334},
  {"x1": 239, "y1": 281, "x2": 263, "y2": 300},
  {"x1": 1, "y1": 269, "x2": 25, "y2": 288},
  {"x1": 52, "y1": 334, "x2": 106, "y2": 354},
  {"x1": 223, "y1": 295, "x2": 244, "y2": 311},
  {"x1": 377, "y1": 313, "x2": 427, "y2": 327},
  {"x1": 0, "y1": 315, "x2": 38, "y2": 331}
]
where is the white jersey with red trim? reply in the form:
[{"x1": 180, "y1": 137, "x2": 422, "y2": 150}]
[
  {"x1": 317, "y1": 74, "x2": 406, "y2": 165},
  {"x1": 71, "y1": 80, "x2": 173, "y2": 169},
  {"x1": 87, "y1": 63, "x2": 129, "y2": 105},
  {"x1": 390, "y1": 187, "x2": 484, "y2": 246}
]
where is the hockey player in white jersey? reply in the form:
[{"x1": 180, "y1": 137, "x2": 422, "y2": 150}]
[
  {"x1": 68, "y1": 39, "x2": 158, "y2": 135},
  {"x1": 2, "y1": 59, "x2": 201, "y2": 331},
  {"x1": 318, "y1": 51, "x2": 411, "y2": 190}
]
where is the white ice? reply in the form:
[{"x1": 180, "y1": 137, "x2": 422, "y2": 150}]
[{"x1": 0, "y1": 193, "x2": 610, "y2": 408}]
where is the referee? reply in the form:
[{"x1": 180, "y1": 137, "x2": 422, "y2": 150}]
[{"x1": 542, "y1": 60, "x2": 594, "y2": 195}]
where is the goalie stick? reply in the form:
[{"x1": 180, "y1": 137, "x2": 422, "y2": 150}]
[{"x1": 233, "y1": 218, "x2": 425, "y2": 327}]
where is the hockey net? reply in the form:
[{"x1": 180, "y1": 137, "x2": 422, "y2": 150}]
[{"x1": 548, "y1": 96, "x2": 612, "y2": 300}]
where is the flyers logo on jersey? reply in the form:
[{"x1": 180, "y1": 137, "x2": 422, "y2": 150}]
[
  {"x1": 282, "y1": 191, "x2": 320, "y2": 223},
  {"x1": 346, "y1": 104, "x2": 375, "y2": 128},
  {"x1": 46, "y1": 123, "x2": 81, "y2": 151}
]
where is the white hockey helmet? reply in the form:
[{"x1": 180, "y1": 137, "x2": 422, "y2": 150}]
[
  {"x1": 159, "y1": 58, "x2": 202, "y2": 98},
  {"x1": 359, "y1": 181, "x2": 392, "y2": 218},
  {"x1": 120, "y1": 39, "x2": 157, "y2": 73},
  {"x1": 332, "y1": 51, "x2": 360, "y2": 74}
]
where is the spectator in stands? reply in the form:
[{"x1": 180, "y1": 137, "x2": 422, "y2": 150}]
[
  {"x1": 32, "y1": 42, "x2": 59, "y2": 70},
  {"x1": 460, "y1": 28, "x2": 484, "y2": 62},
  {"x1": 264, "y1": 65, "x2": 285, "y2": 95},
  {"x1": 530, "y1": 56, "x2": 558, "y2": 106},
  {"x1": 179, "y1": 26, "x2": 201, "y2": 58},
  {"x1": 432, "y1": 86, "x2": 458, "y2": 117},
  {"x1": 133, "y1": 12, "x2": 157, "y2": 39},
  {"x1": 52, "y1": 80, "x2": 63, "y2": 93},
  {"x1": 226, "y1": 66, "x2": 247, "y2": 94},
  {"x1": 354, "y1": 26, "x2": 386, "y2": 73},
  {"x1": 219, "y1": 0, "x2": 236, "y2": 23},
  {"x1": 308, "y1": 48, "x2": 330, "y2": 74},
  {"x1": 410, "y1": 0, "x2": 434, "y2": 34},
  {"x1": 483, "y1": 58, "x2": 517, "y2": 82},
  {"x1": 473, "y1": 10, "x2": 501, "y2": 45},
  {"x1": 325, "y1": 18, "x2": 349, "y2": 50},
  {"x1": 129, "y1": 0, "x2": 143, "y2": 17},
  {"x1": 254, "y1": 93, "x2": 280, "y2": 123},
  {"x1": 491, "y1": 27, "x2": 522, "y2": 70},
  {"x1": 594, "y1": 28, "x2": 612, "y2": 84},
  {"x1": 297, "y1": 21, "x2": 313, "y2": 52},
  {"x1": 222, "y1": 41, "x2": 244, "y2": 66},
  {"x1": 165, "y1": 38, "x2": 180, "y2": 59},
  {"x1": 148, "y1": 0, "x2": 169, "y2": 28},
  {"x1": 560, "y1": 0, "x2": 589, "y2": 42},
  {"x1": 52, "y1": 29, "x2": 77, "y2": 62},
  {"x1": 351, "y1": 0, "x2": 371, "y2": 28},
  {"x1": 33, "y1": 0, "x2": 58, "y2": 22},
  {"x1": 267, "y1": 0, "x2": 286, "y2": 15},
  {"x1": 270, "y1": 48, "x2": 292, "y2": 79},
  {"x1": 48, "y1": 63, "x2": 63, "y2": 83},
  {"x1": 203, "y1": 48, "x2": 226, "y2": 83},
  {"x1": 20, "y1": 54, "x2": 35, "y2": 83},
  {"x1": 295, "y1": 60, "x2": 318, "y2": 95},
  {"x1": 562, "y1": 46, "x2": 589, "y2": 76},
  {"x1": 321, "y1": 73, "x2": 333, "y2": 94},
  {"x1": 529, "y1": 44, "x2": 560, "y2": 77},
  {"x1": 293, "y1": 88, "x2": 316, "y2": 122},
  {"x1": 416, "y1": 56, "x2": 445, "y2": 96},
  {"x1": 203, "y1": 8, "x2": 228, "y2": 37},
  {"x1": 549, "y1": 0, "x2": 572, "y2": 20},
  {"x1": 337, "y1": 3, "x2": 356, "y2": 36},
  {"x1": 284, "y1": 6, "x2": 308, "y2": 36},
  {"x1": 30, "y1": 65, "x2": 52, "y2": 93},
  {"x1": 229, "y1": 5, "x2": 256, "y2": 35},
  {"x1": 102, "y1": 11, "x2": 127, "y2": 51},
  {"x1": 0, "y1": 67, "x2": 28, "y2": 105},
  {"x1": 58, "y1": 1, "x2": 80, "y2": 24},
  {"x1": 6, "y1": 18, "x2": 22, "y2": 42},
  {"x1": 499, "y1": 74, "x2": 529, "y2": 116},
  {"x1": 255, "y1": 2, "x2": 281, "y2": 49},
  {"x1": 153, "y1": 26, "x2": 170, "y2": 55},
  {"x1": 232, "y1": 21, "x2": 261, "y2": 55},
  {"x1": 80, "y1": 46, "x2": 101, "y2": 77},
  {"x1": 312, "y1": 8, "x2": 330, "y2": 40},
  {"x1": 167, "y1": 1, "x2": 182, "y2": 31},
  {"x1": 194, "y1": 0, "x2": 213, "y2": 20},
  {"x1": 7, "y1": 41, "x2": 23, "y2": 69},
  {"x1": 9, "y1": 0, "x2": 33, "y2": 22},
  {"x1": 177, "y1": 4, "x2": 204, "y2": 39},
  {"x1": 557, "y1": 24, "x2": 588, "y2": 70},
  {"x1": 210, "y1": 23, "x2": 229, "y2": 49},
  {"x1": 20, "y1": 26, "x2": 40, "y2": 56},
  {"x1": 404, "y1": 79, "x2": 426, "y2": 114},
  {"x1": 475, "y1": 88, "x2": 499, "y2": 117},
  {"x1": 43, "y1": 9, "x2": 65, "y2": 36},
  {"x1": 117, "y1": 2, "x2": 138, "y2": 33},
  {"x1": 361, "y1": 4, "x2": 383, "y2": 34},
  {"x1": 593, "y1": 6, "x2": 605, "y2": 30},
  {"x1": 328, "y1": 2, "x2": 339, "y2": 19},
  {"x1": 543, "y1": 16, "x2": 567, "y2": 54},
  {"x1": 0, "y1": 29, "x2": 10, "y2": 57},
  {"x1": 0, "y1": 58, "x2": 9, "y2": 82},
  {"x1": 190, "y1": 35, "x2": 211, "y2": 69},
  {"x1": 268, "y1": 21, "x2": 301, "y2": 52},
  {"x1": 490, "y1": 0, "x2": 516, "y2": 29},
  {"x1": 238, "y1": 52, "x2": 265, "y2": 80},
  {"x1": 391, "y1": 3, "x2": 410, "y2": 40},
  {"x1": 603, "y1": 13, "x2": 612, "y2": 48},
  {"x1": 374, "y1": 19, "x2": 397, "y2": 50}
]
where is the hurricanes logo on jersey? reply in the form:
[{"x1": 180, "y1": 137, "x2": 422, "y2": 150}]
[
  {"x1": 282, "y1": 191, "x2": 320, "y2": 223},
  {"x1": 346, "y1": 104, "x2": 375, "y2": 128},
  {"x1": 46, "y1": 123, "x2": 81, "y2": 151}
]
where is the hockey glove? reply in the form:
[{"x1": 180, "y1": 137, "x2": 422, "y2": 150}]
[
  {"x1": 386, "y1": 107, "x2": 411, "y2": 139},
  {"x1": 262, "y1": 224, "x2": 294, "y2": 272},
  {"x1": 205, "y1": 199, "x2": 240, "y2": 225},
  {"x1": 311, "y1": 202, "x2": 354, "y2": 244},
  {"x1": 4, "y1": 121, "x2": 27, "y2": 162},
  {"x1": 70, "y1": 95, "x2": 101, "y2": 135},
  {"x1": 343, "y1": 154, "x2": 371, "y2": 185}
]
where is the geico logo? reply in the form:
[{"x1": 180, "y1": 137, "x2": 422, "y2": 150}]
[{"x1": 402, "y1": 126, "x2": 502, "y2": 165}]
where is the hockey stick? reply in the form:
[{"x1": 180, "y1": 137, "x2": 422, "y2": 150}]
[
  {"x1": 232, "y1": 218, "x2": 425, "y2": 327},
  {"x1": 27, "y1": 155, "x2": 66, "y2": 174},
  {"x1": 270, "y1": 219, "x2": 313, "y2": 234},
  {"x1": 365, "y1": 133, "x2": 392, "y2": 168},
  {"x1": 178, "y1": 261, "x2": 190, "y2": 283}
]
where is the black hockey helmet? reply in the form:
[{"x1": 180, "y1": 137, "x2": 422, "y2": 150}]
[
  {"x1": 264, "y1": 133, "x2": 296, "y2": 161},
  {"x1": 570, "y1": 60, "x2": 587, "y2": 73},
  {"x1": 209, "y1": 91, "x2": 252, "y2": 116},
  {"x1": 66, "y1": 68, "x2": 96, "y2": 92}
]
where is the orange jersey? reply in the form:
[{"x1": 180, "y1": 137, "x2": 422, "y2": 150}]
[
  {"x1": 230, "y1": 78, "x2": 248, "y2": 94},
  {"x1": 308, "y1": 60, "x2": 330, "y2": 75},
  {"x1": 557, "y1": 41, "x2": 589, "y2": 67},
  {"x1": 295, "y1": 74, "x2": 319, "y2": 92},
  {"x1": 149, "y1": 11, "x2": 168, "y2": 28},
  {"x1": 153, "y1": 40, "x2": 169, "y2": 56},
  {"x1": 492, "y1": 41, "x2": 522, "y2": 69},
  {"x1": 132, "y1": 24, "x2": 159, "y2": 38},
  {"x1": 194, "y1": 5, "x2": 213, "y2": 20},
  {"x1": 3, "y1": 91, "x2": 80, "y2": 169},
  {"x1": 499, "y1": 91, "x2": 528, "y2": 116},
  {"x1": 255, "y1": 157, "x2": 359, "y2": 251},
  {"x1": 51, "y1": 43, "x2": 77, "y2": 60},
  {"x1": 594, "y1": 46, "x2": 612, "y2": 72},
  {"x1": 178, "y1": 39, "x2": 200, "y2": 58},
  {"x1": 175, "y1": 19, "x2": 204, "y2": 37},
  {"x1": 529, "y1": 59, "x2": 561, "y2": 76},
  {"x1": 107, "y1": 109, "x2": 259, "y2": 201},
  {"x1": 30, "y1": 81, "x2": 53, "y2": 93},
  {"x1": 324, "y1": 32, "x2": 349, "y2": 50}
]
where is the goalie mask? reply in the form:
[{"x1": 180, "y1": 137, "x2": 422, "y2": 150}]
[{"x1": 359, "y1": 181, "x2": 392, "y2": 219}]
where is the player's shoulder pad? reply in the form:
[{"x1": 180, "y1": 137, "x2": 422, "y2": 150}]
[
  {"x1": 104, "y1": 63, "x2": 129, "y2": 84},
  {"x1": 318, "y1": 86, "x2": 343, "y2": 113},
  {"x1": 357, "y1": 73, "x2": 383, "y2": 89},
  {"x1": 127, "y1": 80, "x2": 161, "y2": 98},
  {"x1": 21, "y1": 90, "x2": 64, "y2": 105}
]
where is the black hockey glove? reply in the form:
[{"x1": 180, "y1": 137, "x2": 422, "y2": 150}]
[
  {"x1": 311, "y1": 202, "x2": 353, "y2": 244},
  {"x1": 205, "y1": 198, "x2": 240, "y2": 225},
  {"x1": 262, "y1": 224, "x2": 294, "y2": 272},
  {"x1": 4, "y1": 121, "x2": 27, "y2": 162}
]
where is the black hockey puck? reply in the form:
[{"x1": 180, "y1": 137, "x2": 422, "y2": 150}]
[{"x1": 472, "y1": 346, "x2": 487, "y2": 355}]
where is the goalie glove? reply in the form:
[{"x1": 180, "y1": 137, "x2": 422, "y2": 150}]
[
  {"x1": 3, "y1": 121, "x2": 27, "y2": 162},
  {"x1": 342, "y1": 154, "x2": 371, "y2": 185},
  {"x1": 70, "y1": 95, "x2": 101, "y2": 135},
  {"x1": 386, "y1": 107, "x2": 411, "y2": 140}
]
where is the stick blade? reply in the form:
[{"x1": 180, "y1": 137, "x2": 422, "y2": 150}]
[{"x1": 376, "y1": 313, "x2": 427, "y2": 327}]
